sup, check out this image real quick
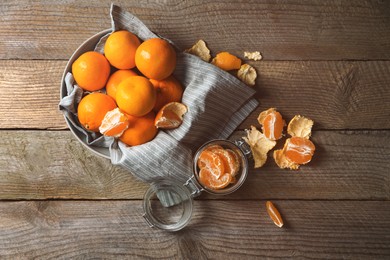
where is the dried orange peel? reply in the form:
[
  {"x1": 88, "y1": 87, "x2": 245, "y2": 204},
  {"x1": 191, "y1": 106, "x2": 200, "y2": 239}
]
[
  {"x1": 185, "y1": 39, "x2": 211, "y2": 62},
  {"x1": 237, "y1": 64, "x2": 257, "y2": 86},
  {"x1": 211, "y1": 52, "x2": 242, "y2": 71},
  {"x1": 154, "y1": 102, "x2": 187, "y2": 129},
  {"x1": 243, "y1": 126, "x2": 276, "y2": 168},
  {"x1": 244, "y1": 51, "x2": 262, "y2": 61},
  {"x1": 287, "y1": 115, "x2": 314, "y2": 139}
]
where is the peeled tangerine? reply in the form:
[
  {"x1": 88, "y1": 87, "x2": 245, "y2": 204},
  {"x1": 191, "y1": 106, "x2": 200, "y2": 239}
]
[
  {"x1": 274, "y1": 115, "x2": 315, "y2": 170},
  {"x1": 99, "y1": 108, "x2": 129, "y2": 138},
  {"x1": 257, "y1": 108, "x2": 285, "y2": 141},
  {"x1": 243, "y1": 126, "x2": 276, "y2": 168},
  {"x1": 197, "y1": 145, "x2": 241, "y2": 190},
  {"x1": 154, "y1": 102, "x2": 187, "y2": 129}
]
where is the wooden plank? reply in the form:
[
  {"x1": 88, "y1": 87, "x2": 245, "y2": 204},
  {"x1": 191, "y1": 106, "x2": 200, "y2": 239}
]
[
  {"x1": 0, "y1": 0, "x2": 389, "y2": 60},
  {"x1": 0, "y1": 200, "x2": 388, "y2": 258},
  {"x1": 0, "y1": 130, "x2": 148, "y2": 200},
  {"x1": 0, "y1": 130, "x2": 388, "y2": 200},
  {"x1": 1, "y1": 60, "x2": 389, "y2": 130},
  {"x1": 241, "y1": 60, "x2": 390, "y2": 130}
]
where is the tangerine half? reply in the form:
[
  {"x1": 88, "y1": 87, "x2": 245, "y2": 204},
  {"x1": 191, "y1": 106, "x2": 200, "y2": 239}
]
[{"x1": 284, "y1": 137, "x2": 315, "y2": 164}]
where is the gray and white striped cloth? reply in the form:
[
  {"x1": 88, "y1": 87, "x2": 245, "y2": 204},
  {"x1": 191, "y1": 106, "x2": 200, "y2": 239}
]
[{"x1": 60, "y1": 4, "x2": 258, "y2": 195}]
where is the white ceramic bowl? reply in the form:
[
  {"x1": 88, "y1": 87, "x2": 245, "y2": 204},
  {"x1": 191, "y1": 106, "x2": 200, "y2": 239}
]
[{"x1": 60, "y1": 29, "x2": 111, "y2": 159}]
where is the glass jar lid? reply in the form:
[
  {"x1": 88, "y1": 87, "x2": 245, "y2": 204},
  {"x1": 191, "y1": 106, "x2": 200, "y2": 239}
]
[{"x1": 142, "y1": 178, "x2": 194, "y2": 232}]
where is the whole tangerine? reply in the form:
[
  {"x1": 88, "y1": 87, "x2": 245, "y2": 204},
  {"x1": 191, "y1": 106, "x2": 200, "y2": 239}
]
[
  {"x1": 106, "y1": 69, "x2": 138, "y2": 101},
  {"x1": 72, "y1": 51, "x2": 110, "y2": 91},
  {"x1": 77, "y1": 92, "x2": 117, "y2": 132},
  {"x1": 135, "y1": 38, "x2": 176, "y2": 80},
  {"x1": 150, "y1": 75, "x2": 183, "y2": 112},
  {"x1": 104, "y1": 30, "x2": 141, "y2": 69},
  {"x1": 116, "y1": 76, "x2": 156, "y2": 117},
  {"x1": 119, "y1": 112, "x2": 158, "y2": 146}
]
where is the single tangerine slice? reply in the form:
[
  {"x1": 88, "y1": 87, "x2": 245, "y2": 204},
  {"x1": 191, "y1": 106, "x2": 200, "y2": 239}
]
[
  {"x1": 99, "y1": 108, "x2": 129, "y2": 138},
  {"x1": 199, "y1": 168, "x2": 232, "y2": 190},
  {"x1": 212, "y1": 148, "x2": 240, "y2": 177},
  {"x1": 197, "y1": 150, "x2": 225, "y2": 178},
  {"x1": 284, "y1": 136, "x2": 315, "y2": 164},
  {"x1": 266, "y1": 201, "x2": 284, "y2": 228}
]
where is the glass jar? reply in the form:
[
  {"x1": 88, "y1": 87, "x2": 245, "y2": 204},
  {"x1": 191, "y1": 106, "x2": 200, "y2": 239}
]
[{"x1": 142, "y1": 138, "x2": 251, "y2": 231}]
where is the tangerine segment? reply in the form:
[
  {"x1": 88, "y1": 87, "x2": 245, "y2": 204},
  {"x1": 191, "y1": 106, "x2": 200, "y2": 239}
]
[
  {"x1": 197, "y1": 150, "x2": 225, "y2": 178},
  {"x1": 284, "y1": 137, "x2": 315, "y2": 164},
  {"x1": 154, "y1": 102, "x2": 187, "y2": 129},
  {"x1": 72, "y1": 51, "x2": 111, "y2": 92},
  {"x1": 104, "y1": 30, "x2": 141, "y2": 69},
  {"x1": 199, "y1": 168, "x2": 232, "y2": 190},
  {"x1": 266, "y1": 201, "x2": 284, "y2": 228},
  {"x1": 106, "y1": 69, "x2": 138, "y2": 101},
  {"x1": 77, "y1": 93, "x2": 117, "y2": 132},
  {"x1": 135, "y1": 38, "x2": 176, "y2": 80},
  {"x1": 211, "y1": 52, "x2": 242, "y2": 71},
  {"x1": 212, "y1": 148, "x2": 240, "y2": 177},
  {"x1": 226, "y1": 149, "x2": 241, "y2": 176},
  {"x1": 204, "y1": 144, "x2": 223, "y2": 152},
  {"x1": 99, "y1": 108, "x2": 129, "y2": 138},
  {"x1": 258, "y1": 108, "x2": 285, "y2": 141}
]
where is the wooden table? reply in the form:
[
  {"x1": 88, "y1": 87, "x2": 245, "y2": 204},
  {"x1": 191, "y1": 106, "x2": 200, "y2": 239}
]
[{"x1": 1, "y1": 1, "x2": 389, "y2": 258}]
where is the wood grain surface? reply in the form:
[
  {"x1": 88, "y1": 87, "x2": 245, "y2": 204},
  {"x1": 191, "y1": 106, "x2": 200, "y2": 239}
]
[
  {"x1": 0, "y1": 130, "x2": 388, "y2": 200},
  {"x1": 0, "y1": 0, "x2": 389, "y2": 60},
  {"x1": 1, "y1": 60, "x2": 389, "y2": 130},
  {"x1": 1, "y1": 0, "x2": 389, "y2": 258},
  {"x1": 0, "y1": 200, "x2": 388, "y2": 259}
]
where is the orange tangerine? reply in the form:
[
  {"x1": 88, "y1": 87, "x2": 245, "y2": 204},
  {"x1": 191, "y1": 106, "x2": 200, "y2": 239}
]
[
  {"x1": 72, "y1": 51, "x2": 111, "y2": 91},
  {"x1": 77, "y1": 92, "x2": 117, "y2": 132},
  {"x1": 150, "y1": 75, "x2": 183, "y2": 112},
  {"x1": 104, "y1": 30, "x2": 141, "y2": 69},
  {"x1": 116, "y1": 76, "x2": 156, "y2": 117},
  {"x1": 284, "y1": 137, "x2": 315, "y2": 164},
  {"x1": 199, "y1": 168, "x2": 232, "y2": 190},
  {"x1": 105, "y1": 69, "x2": 138, "y2": 100},
  {"x1": 119, "y1": 112, "x2": 158, "y2": 146},
  {"x1": 135, "y1": 38, "x2": 177, "y2": 80},
  {"x1": 99, "y1": 108, "x2": 129, "y2": 137},
  {"x1": 211, "y1": 52, "x2": 242, "y2": 71}
]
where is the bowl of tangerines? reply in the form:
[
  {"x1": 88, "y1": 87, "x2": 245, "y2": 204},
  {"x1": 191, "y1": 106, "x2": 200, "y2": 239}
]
[{"x1": 60, "y1": 29, "x2": 187, "y2": 158}]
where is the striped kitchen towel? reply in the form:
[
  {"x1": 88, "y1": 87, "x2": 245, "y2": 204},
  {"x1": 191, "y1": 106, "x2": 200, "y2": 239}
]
[{"x1": 60, "y1": 4, "x2": 258, "y2": 198}]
